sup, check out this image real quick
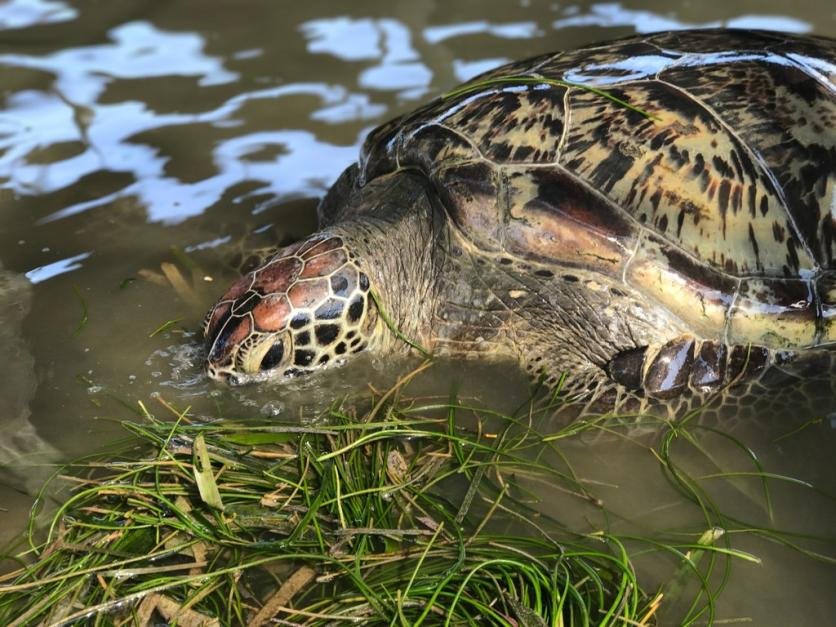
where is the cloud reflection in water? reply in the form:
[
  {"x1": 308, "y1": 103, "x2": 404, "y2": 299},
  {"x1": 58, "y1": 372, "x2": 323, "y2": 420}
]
[{"x1": 0, "y1": 20, "x2": 378, "y2": 224}]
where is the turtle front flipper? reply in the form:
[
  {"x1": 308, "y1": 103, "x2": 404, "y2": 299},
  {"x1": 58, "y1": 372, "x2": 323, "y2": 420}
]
[
  {"x1": 609, "y1": 336, "x2": 706, "y2": 398},
  {"x1": 604, "y1": 336, "x2": 836, "y2": 420}
]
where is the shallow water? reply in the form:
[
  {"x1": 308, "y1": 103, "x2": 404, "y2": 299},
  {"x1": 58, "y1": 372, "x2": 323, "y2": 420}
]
[{"x1": 0, "y1": 0, "x2": 834, "y2": 624}]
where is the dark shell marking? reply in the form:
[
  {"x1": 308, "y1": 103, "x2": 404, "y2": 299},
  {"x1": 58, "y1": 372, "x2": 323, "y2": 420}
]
[
  {"x1": 360, "y1": 29, "x2": 836, "y2": 353},
  {"x1": 205, "y1": 235, "x2": 373, "y2": 380}
]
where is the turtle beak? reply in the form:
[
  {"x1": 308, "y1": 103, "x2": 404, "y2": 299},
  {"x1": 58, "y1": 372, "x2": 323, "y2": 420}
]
[
  {"x1": 207, "y1": 364, "x2": 230, "y2": 383},
  {"x1": 205, "y1": 311, "x2": 255, "y2": 379}
]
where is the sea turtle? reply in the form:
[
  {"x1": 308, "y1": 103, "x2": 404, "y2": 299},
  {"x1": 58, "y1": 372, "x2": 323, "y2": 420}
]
[{"x1": 204, "y1": 29, "x2": 836, "y2": 416}]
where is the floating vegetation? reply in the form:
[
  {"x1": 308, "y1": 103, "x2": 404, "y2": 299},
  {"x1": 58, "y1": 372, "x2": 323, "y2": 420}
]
[
  {"x1": 0, "y1": 368, "x2": 832, "y2": 625},
  {"x1": 138, "y1": 249, "x2": 214, "y2": 309},
  {"x1": 148, "y1": 318, "x2": 185, "y2": 339},
  {"x1": 443, "y1": 75, "x2": 659, "y2": 121},
  {"x1": 369, "y1": 290, "x2": 433, "y2": 359},
  {"x1": 71, "y1": 285, "x2": 88, "y2": 336}
]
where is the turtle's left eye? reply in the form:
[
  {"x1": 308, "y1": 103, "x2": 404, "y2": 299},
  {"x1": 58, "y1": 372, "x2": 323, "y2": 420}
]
[{"x1": 260, "y1": 339, "x2": 286, "y2": 371}]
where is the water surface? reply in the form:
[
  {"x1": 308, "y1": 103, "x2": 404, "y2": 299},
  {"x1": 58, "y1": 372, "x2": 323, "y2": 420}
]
[{"x1": 0, "y1": 1, "x2": 834, "y2": 624}]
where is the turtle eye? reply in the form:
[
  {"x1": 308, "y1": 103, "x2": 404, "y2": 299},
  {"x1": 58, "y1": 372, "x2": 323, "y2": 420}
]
[{"x1": 260, "y1": 339, "x2": 286, "y2": 371}]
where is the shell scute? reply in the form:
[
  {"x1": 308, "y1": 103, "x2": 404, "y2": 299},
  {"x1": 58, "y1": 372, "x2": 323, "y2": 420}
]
[
  {"x1": 606, "y1": 346, "x2": 647, "y2": 389},
  {"x1": 436, "y1": 85, "x2": 568, "y2": 164},
  {"x1": 727, "y1": 278, "x2": 817, "y2": 348},
  {"x1": 659, "y1": 59, "x2": 836, "y2": 269},
  {"x1": 643, "y1": 30, "x2": 788, "y2": 55},
  {"x1": 691, "y1": 341, "x2": 728, "y2": 389},
  {"x1": 359, "y1": 115, "x2": 404, "y2": 184},
  {"x1": 435, "y1": 161, "x2": 503, "y2": 252},
  {"x1": 559, "y1": 80, "x2": 811, "y2": 276},
  {"x1": 467, "y1": 51, "x2": 556, "y2": 82},
  {"x1": 535, "y1": 40, "x2": 677, "y2": 83},
  {"x1": 644, "y1": 336, "x2": 696, "y2": 398},
  {"x1": 767, "y1": 37, "x2": 836, "y2": 86},
  {"x1": 727, "y1": 344, "x2": 771, "y2": 380},
  {"x1": 624, "y1": 233, "x2": 736, "y2": 338},
  {"x1": 398, "y1": 123, "x2": 477, "y2": 173},
  {"x1": 504, "y1": 167, "x2": 637, "y2": 273}
]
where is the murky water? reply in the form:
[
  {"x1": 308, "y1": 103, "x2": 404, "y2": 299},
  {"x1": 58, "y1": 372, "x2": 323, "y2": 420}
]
[{"x1": 0, "y1": 0, "x2": 834, "y2": 624}]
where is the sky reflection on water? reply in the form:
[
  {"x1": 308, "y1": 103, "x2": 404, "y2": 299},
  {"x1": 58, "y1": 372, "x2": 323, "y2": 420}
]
[
  {"x1": 0, "y1": 20, "x2": 373, "y2": 223},
  {"x1": 0, "y1": 0, "x2": 75, "y2": 30},
  {"x1": 553, "y1": 2, "x2": 812, "y2": 33},
  {"x1": 0, "y1": 1, "x2": 823, "y2": 230}
]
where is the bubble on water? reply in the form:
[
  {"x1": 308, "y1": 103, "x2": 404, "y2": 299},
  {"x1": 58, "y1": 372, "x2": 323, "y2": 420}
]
[
  {"x1": 260, "y1": 400, "x2": 285, "y2": 417},
  {"x1": 145, "y1": 339, "x2": 209, "y2": 395},
  {"x1": 237, "y1": 395, "x2": 260, "y2": 408}
]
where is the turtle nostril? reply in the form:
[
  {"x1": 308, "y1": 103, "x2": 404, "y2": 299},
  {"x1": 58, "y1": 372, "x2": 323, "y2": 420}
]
[
  {"x1": 205, "y1": 303, "x2": 233, "y2": 346},
  {"x1": 207, "y1": 365, "x2": 228, "y2": 382},
  {"x1": 207, "y1": 316, "x2": 253, "y2": 367}
]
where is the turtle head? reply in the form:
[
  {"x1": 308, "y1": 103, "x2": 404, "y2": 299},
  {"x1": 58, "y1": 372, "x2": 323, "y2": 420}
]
[{"x1": 204, "y1": 234, "x2": 376, "y2": 383}]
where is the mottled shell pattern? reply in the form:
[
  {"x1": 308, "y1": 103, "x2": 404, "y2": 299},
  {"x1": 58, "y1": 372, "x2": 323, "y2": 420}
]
[{"x1": 360, "y1": 30, "x2": 836, "y2": 351}]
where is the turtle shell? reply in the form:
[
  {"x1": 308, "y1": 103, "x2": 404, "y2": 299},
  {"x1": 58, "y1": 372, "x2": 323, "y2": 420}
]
[{"x1": 357, "y1": 29, "x2": 836, "y2": 350}]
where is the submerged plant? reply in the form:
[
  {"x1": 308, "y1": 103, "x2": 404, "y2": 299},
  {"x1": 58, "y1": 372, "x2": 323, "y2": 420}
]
[{"x1": 0, "y1": 367, "x2": 831, "y2": 626}]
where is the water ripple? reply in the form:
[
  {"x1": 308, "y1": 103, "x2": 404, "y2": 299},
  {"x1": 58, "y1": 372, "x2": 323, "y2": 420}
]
[
  {"x1": 0, "y1": 21, "x2": 374, "y2": 224},
  {"x1": 0, "y1": 0, "x2": 76, "y2": 30},
  {"x1": 553, "y1": 2, "x2": 811, "y2": 34},
  {"x1": 424, "y1": 20, "x2": 542, "y2": 44}
]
